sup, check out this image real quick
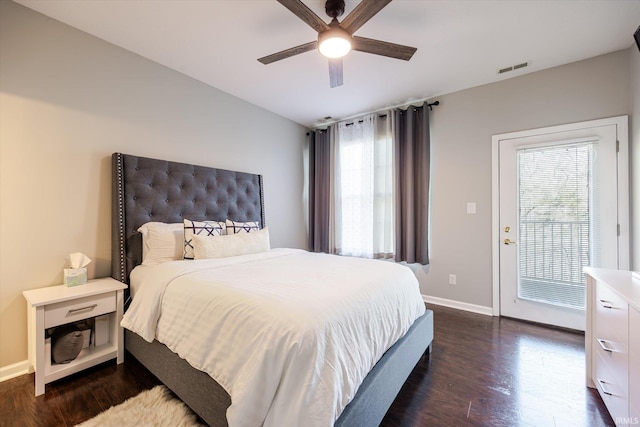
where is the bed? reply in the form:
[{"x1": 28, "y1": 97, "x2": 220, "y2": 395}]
[{"x1": 111, "y1": 152, "x2": 434, "y2": 426}]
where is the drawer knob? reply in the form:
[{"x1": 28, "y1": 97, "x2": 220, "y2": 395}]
[
  {"x1": 67, "y1": 304, "x2": 98, "y2": 315},
  {"x1": 596, "y1": 338, "x2": 615, "y2": 353},
  {"x1": 598, "y1": 299, "x2": 614, "y2": 309},
  {"x1": 597, "y1": 378, "x2": 614, "y2": 396}
]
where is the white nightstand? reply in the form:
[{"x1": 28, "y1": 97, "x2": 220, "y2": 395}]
[{"x1": 23, "y1": 277, "x2": 127, "y2": 396}]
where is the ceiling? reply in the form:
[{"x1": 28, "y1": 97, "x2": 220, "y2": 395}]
[{"x1": 14, "y1": 0, "x2": 640, "y2": 128}]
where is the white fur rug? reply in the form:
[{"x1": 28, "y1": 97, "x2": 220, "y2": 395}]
[{"x1": 76, "y1": 385, "x2": 203, "y2": 427}]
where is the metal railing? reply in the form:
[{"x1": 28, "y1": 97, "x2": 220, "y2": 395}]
[{"x1": 518, "y1": 220, "x2": 589, "y2": 309}]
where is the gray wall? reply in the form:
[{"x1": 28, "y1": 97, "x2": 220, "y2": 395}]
[
  {"x1": 0, "y1": 1, "x2": 308, "y2": 368},
  {"x1": 418, "y1": 49, "x2": 632, "y2": 309},
  {"x1": 1, "y1": 0, "x2": 637, "y2": 372}
]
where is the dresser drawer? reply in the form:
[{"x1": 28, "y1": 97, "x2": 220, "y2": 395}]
[
  {"x1": 593, "y1": 336, "x2": 628, "y2": 392},
  {"x1": 630, "y1": 306, "x2": 640, "y2": 420},
  {"x1": 630, "y1": 406, "x2": 640, "y2": 427},
  {"x1": 594, "y1": 350, "x2": 628, "y2": 422},
  {"x1": 44, "y1": 293, "x2": 115, "y2": 328},
  {"x1": 594, "y1": 281, "x2": 628, "y2": 343}
]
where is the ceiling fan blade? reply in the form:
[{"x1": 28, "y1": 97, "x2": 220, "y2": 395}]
[
  {"x1": 341, "y1": 0, "x2": 393, "y2": 34},
  {"x1": 329, "y1": 58, "x2": 343, "y2": 88},
  {"x1": 258, "y1": 41, "x2": 318, "y2": 65},
  {"x1": 277, "y1": 0, "x2": 330, "y2": 33},
  {"x1": 352, "y1": 36, "x2": 416, "y2": 61}
]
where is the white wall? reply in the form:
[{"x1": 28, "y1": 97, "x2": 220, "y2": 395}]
[
  {"x1": 0, "y1": 1, "x2": 308, "y2": 369},
  {"x1": 419, "y1": 49, "x2": 631, "y2": 310},
  {"x1": 630, "y1": 45, "x2": 640, "y2": 270}
]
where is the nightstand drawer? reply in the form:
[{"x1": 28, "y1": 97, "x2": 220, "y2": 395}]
[{"x1": 44, "y1": 293, "x2": 115, "y2": 328}]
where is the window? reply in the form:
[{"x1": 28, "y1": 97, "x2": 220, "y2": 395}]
[
  {"x1": 308, "y1": 104, "x2": 431, "y2": 265},
  {"x1": 517, "y1": 142, "x2": 595, "y2": 309},
  {"x1": 336, "y1": 114, "x2": 393, "y2": 258}
]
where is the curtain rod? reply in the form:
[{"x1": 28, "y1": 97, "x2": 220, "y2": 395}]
[
  {"x1": 427, "y1": 101, "x2": 440, "y2": 110},
  {"x1": 345, "y1": 114, "x2": 385, "y2": 127},
  {"x1": 314, "y1": 99, "x2": 440, "y2": 130}
]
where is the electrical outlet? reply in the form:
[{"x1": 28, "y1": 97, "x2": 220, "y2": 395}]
[
  {"x1": 467, "y1": 202, "x2": 476, "y2": 214},
  {"x1": 449, "y1": 274, "x2": 457, "y2": 285}
]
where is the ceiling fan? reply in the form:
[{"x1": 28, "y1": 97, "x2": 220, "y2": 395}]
[{"x1": 258, "y1": 0, "x2": 417, "y2": 88}]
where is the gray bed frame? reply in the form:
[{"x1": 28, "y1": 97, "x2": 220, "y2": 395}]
[{"x1": 111, "y1": 152, "x2": 434, "y2": 426}]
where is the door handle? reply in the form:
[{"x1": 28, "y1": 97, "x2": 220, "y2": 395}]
[{"x1": 503, "y1": 238, "x2": 517, "y2": 245}]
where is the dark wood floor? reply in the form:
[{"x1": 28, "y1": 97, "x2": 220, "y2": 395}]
[
  {"x1": 382, "y1": 305, "x2": 613, "y2": 427},
  {"x1": 0, "y1": 304, "x2": 614, "y2": 427}
]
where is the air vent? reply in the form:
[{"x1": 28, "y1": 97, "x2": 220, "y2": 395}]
[{"x1": 497, "y1": 61, "x2": 529, "y2": 75}]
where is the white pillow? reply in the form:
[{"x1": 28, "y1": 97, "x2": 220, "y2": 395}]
[
  {"x1": 193, "y1": 227, "x2": 270, "y2": 259},
  {"x1": 137, "y1": 222, "x2": 184, "y2": 265},
  {"x1": 226, "y1": 219, "x2": 260, "y2": 234},
  {"x1": 183, "y1": 219, "x2": 226, "y2": 259}
]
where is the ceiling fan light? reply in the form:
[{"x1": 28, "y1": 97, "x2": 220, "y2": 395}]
[
  {"x1": 319, "y1": 36, "x2": 351, "y2": 58},
  {"x1": 318, "y1": 24, "x2": 352, "y2": 59}
]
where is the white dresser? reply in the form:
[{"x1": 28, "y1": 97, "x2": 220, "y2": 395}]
[{"x1": 585, "y1": 267, "x2": 640, "y2": 425}]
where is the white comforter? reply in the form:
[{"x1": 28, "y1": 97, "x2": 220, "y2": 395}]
[{"x1": 121, "y1": 248, "x2": 425, "y2": 427}]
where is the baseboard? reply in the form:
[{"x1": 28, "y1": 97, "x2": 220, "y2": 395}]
[
  {"x1": 422, "y1": 295, "x2": 493, "y2": 316},
  {"x1": 0, "y1": 360, "x2": 30, "y2": 383}
]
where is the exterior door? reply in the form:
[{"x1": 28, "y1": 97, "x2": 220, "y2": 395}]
[{"x1": 494, "y1": 116, "x2": 628, "y2": 331}]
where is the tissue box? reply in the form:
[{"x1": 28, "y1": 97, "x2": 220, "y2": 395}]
[{"x1": 63, "y1": 268, "x2": 87, "y2": 287}]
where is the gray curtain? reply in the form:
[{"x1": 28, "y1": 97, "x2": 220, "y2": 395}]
[
  {"x1": 308, "y1": 128, "x2": 332, "y2": 253},
  {"x1": 393, "y1": 105, "x2": 430, "y2": 264}
]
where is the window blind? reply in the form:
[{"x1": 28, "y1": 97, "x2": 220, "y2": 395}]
[{"x1": 516, "y1": 141, "x2": 596, "y2": 310}]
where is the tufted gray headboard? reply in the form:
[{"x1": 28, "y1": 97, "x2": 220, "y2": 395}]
[{"x1": 111, "y1": 153, "x2": 265, "y2": 284}]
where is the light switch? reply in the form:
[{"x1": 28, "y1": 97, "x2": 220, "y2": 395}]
[{"x1": 467, "y1": 202, "x2": 476, "y2": 214}]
